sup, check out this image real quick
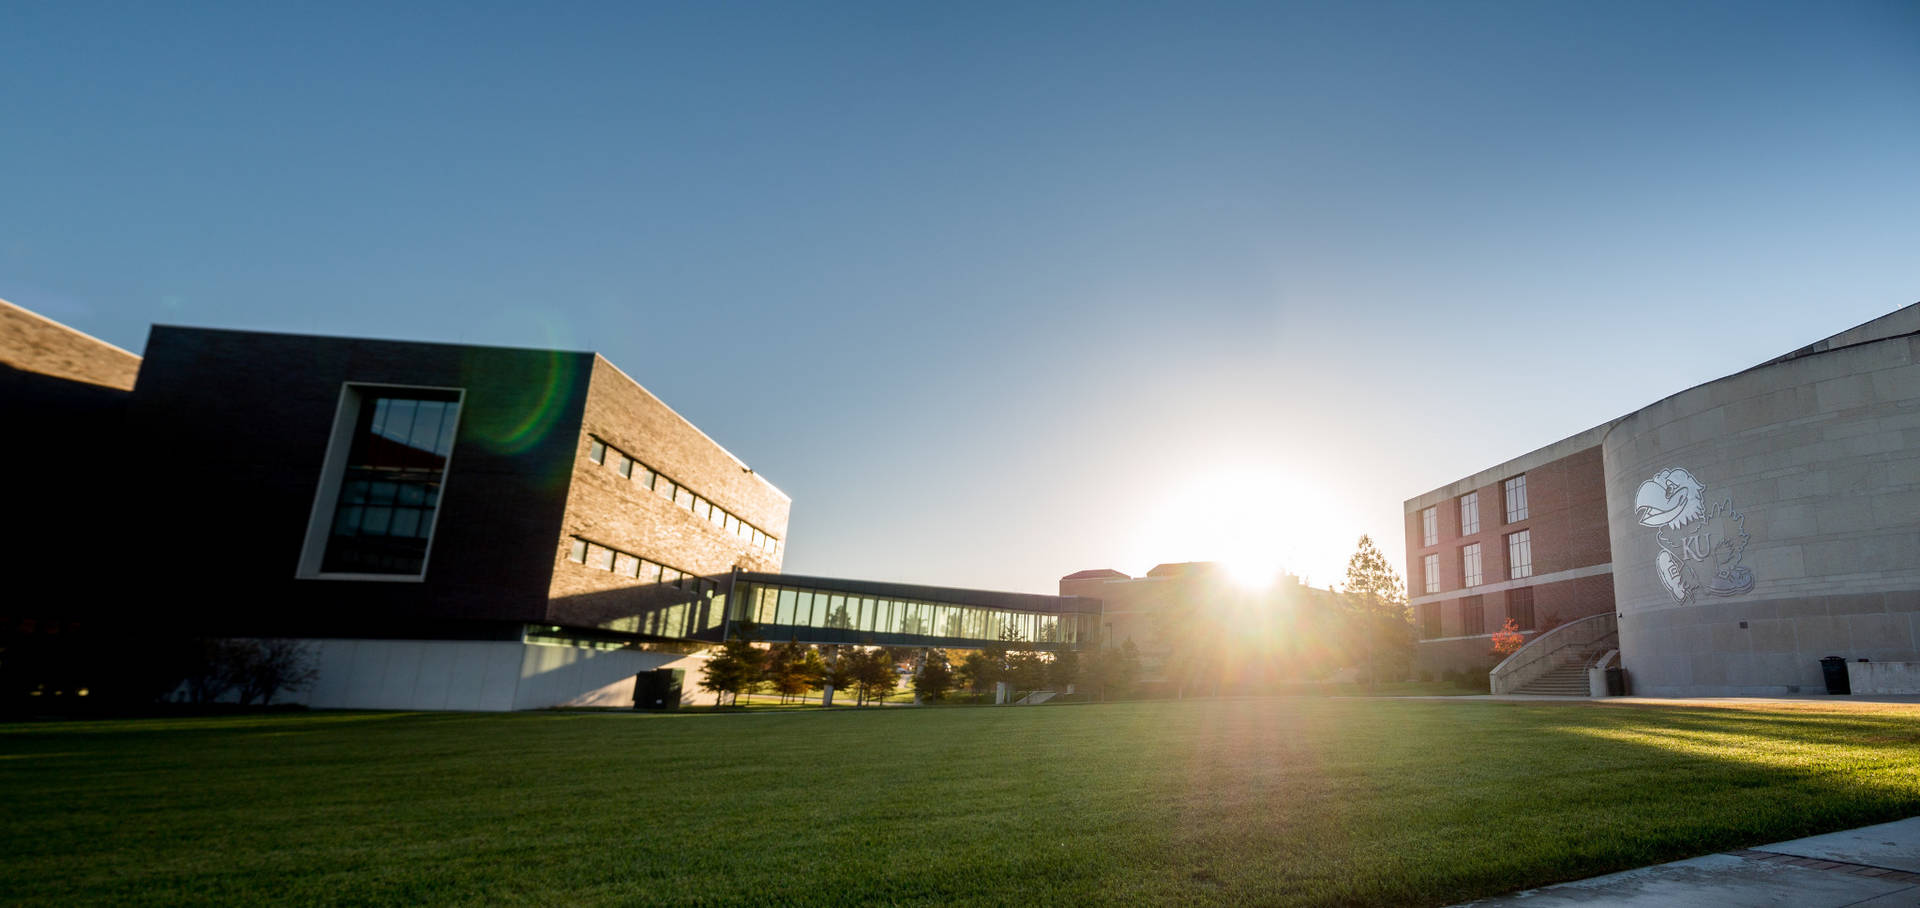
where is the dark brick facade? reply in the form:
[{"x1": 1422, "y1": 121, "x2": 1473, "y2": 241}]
[
  {"x1": 126, "y1": 327, "x2": 792, "y2": 642},
  {"x1": 128, "y1": 327, "x2": 594, "y2": 638},
  {"x1": 1, "y1": 300, "x2": 141, "y2": 627}
]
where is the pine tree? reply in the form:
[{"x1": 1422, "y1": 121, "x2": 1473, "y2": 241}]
[
  {"x1": 1342, "y1": 536, "x2": 1412, "y2": 687},
  {"x1": 914, "y1": 649, "x2": 954, "y2": 701}
]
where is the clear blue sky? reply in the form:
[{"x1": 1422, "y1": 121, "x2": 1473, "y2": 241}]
[{"x1": 5, "y1": 1, "x2": 1917, "y2": 592}]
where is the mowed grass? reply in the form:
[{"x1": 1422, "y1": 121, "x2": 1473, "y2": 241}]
[{"x1": 3, "y1": 699, "x2": 1918, "y2": 906}]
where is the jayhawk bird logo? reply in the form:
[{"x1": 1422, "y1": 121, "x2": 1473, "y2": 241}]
[{"x1": 1634, "y1": 467, "x2": 1754, "y2": 603}]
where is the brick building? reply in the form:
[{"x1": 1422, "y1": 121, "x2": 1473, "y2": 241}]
[{"x1": 1404, "y1": 425, "x2": 1617, "y2": 676}]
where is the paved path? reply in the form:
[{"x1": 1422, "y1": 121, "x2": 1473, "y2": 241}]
[{"x1": 1455, "y1": 817, "x2": 1920, "y2": 906}]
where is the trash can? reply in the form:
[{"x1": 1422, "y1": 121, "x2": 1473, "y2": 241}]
[
  {"x1": 1605, "y1": 667, "x2": 1629, "y2": 697},
  {"x1": 634, "y1": 668, "x2": 685, "y2": 710},
  {"x1": 1820, "y1": 656, "x2": 1850, "y2": 695}
]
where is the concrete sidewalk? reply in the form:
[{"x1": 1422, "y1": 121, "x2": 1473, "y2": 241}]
[{"x1": 1456, "y1": 817, "x2": 1920, "y2": 906}]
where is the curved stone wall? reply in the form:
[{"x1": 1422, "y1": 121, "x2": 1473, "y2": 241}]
[{"x1": 1603, "y1": 333, "x2": 1920, "y2": 696}]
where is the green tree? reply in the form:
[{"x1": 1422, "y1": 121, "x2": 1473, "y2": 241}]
[
  {"x1": 765, "y1": 638, "x2": 812, "y2": 703},
  {"x1": 913, "y1": 649, "x2": 954, "y2": 701},
  {"x1": 1047, "y1": 648, "x2": 1080, "y2": 692},
  {"x1": 797, "y1": 648, "x2": 830, "y2": 702},
  {"x1": 853, "y1": 647, "x2": 899, "y2": 705},
  {"x1": 699, "y1": 622, "x2": 765, "y2": 706},
  {"x1": 1082, "y1": 639, "x2": 1140, "y2": 701},
  {"x1": 1341, "y1": 535, "x2": 1413, "y2": 687},
  {"x1": 821, "y1": 646, "x2": 855, "y2": 705},
  {"x1": 957, "y1": 650, "x2": 999, "y2": 696}
]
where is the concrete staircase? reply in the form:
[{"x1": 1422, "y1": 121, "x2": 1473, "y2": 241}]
[{"x1": 1513, "y1": 661, "x2": 1594, "y2": 696}]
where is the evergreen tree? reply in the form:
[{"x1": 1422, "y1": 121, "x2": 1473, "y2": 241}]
[
  {"x1": 765, "y1": 638, "x2": 811, "y2": 703},
  {"x1": 699, "y1": 622, "x2": 765, "y2": 706},
  {"x1": 1047, "y1": 648, "x2": 1080, "y2": 692},
  {"x1": 798, "y1": 647, "x2": 830, "y2": 702},
  {"x1": 1341, "y1": 536, "x2": 1413, "y2": 686},
  {"x1": 853, "y1": 647, "x2": 898, "y2": 705},
  {"x1": 957, "y1": 650, "x2": 998, "y2": 696},
  {"x1": 914, "y1": 649, "x2": 954, "y2": 701}
]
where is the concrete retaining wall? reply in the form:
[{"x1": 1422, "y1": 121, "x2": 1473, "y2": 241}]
[
  {"x1": 291, "y1": 638, "x2": 715, "y2": 710},
  {"x1": 1848, "y1": 660, "x2": 1920, "y2": 695}
]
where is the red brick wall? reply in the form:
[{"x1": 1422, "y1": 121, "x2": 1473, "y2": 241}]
[{"x1": 1405, "y1": 443, "x2": 1615, "y2": 675}]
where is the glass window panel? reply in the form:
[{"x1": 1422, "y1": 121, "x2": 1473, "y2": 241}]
[
  {"x1": 407, "y1": 401, "x2": 443, "y2": 450},
  {"x1": 1459, "y1": 492, "x2": 1480, "y2": 536},
  {"x1": 1508, "y1": 530, "x2": 1533, "y2": 579},
  {"x1": 675, "y1": 488, "x2": 694, "y2": 510},
  {"x1": 361, "y1": 506, "x2": 393, "y2": 536},
  {"x1": 368, "y1": 481, "x2": 398, "y2": 505},
  {"x1": 617, "y1": 454, "x2": 633, "y2": 478},
  {"x1": 396, "y1": 483, "x2": 426, "y2": 506},
  {"x1": 588, "y1": 438, "x2": 606, "y2": 464},
  {"x1": 1421, "y1": 507, "x2": 1437, "y2": 547},
  {"x1": 568, "y1": 539, "x2": 588, "y2": 563},
  {"x1": 775, "y1": 589, "x2": 796, "y2": 626},
  {"x1": 384, "y1": 400, "x2": 418, "y2": 446},
  {"x1": 1423, "y1": 553, "x2": 1440, "y2": 594},
  {"x1": 1461, "y1": 543, "x2": 1483, "y2": 587},
  {"x1": 432, "y1": 402, "x2": 460, "y2": 457},
  {"x1": 390, "y1": 508, "x2": 422, "y2": 538},
  {"x1": 636, "y1": 468, "x2": 655, "y2": 490},
  {"x1": 614, "y1": 553, "x2": 639, "y2": 577},
  {"x1": 655, "y1": 478, "x2": 676, "y2": 501},
  {"x1": 1505, "y1": 475, "x2": 1529, "y2": 523},
  {"x1": 332, "y1": 505, "x2": 363, "y2": 536},
  {"x1": 588, "y1": 545, "x2": 615, "y2": 571},
  {"x1": 368, "y1": 398, "x2": 391, "y2": 439}
]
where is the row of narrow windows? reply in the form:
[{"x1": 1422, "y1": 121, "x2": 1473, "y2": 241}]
[
  {"x1": 566, "y1": 536, "x2": 719, "y2": 599},
  {"x1": 1418, "y1": 587, "x2": 1535, "y2": 639},
  {"x1": 1419, "y1": 474, "x2": 1528, "y2": 547},
  {"x1": 587, "y1": 436, "x2": 779, "y2": 558},
  {"x1": 1420, "y1": 530, "x2": 1531, "y2": 593}
]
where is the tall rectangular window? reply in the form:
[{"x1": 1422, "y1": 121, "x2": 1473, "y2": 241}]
[
  {"x1": 1421, "y1": 507, "x2": 1438, "y2": 547},
  {"x1": 1461, "y1": 543, "x2": 1482, "y2": 587},
  {"x1": 588, "y1": 438, "x2": 606, "y2": 464},
  {"x1": 1423, "y1": 553, "x2": 1440, "y2": 594},
  {"x1": 1459, "y1": 492, "x2": 1480, "y2": 536},
  {"x1": 1504, "y1": 474, "x2": 1528, "y2": 523},
  {"x1": 1507, "y1": 587, "x2": 1535, "y2": 630},
  {"x1": 1461, "y1": 595, "x2": 1485, "y2": 636},
  {"x1": 314, "y1": 388, "x2": 462, "y2": 576},
  {"x1": 1507, "y1": 530, "x2": 1533, "y2": 579}
]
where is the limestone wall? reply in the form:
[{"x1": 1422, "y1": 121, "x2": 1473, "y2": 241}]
[{"x1": 1602, "y1": 332, "x2": 1920, "y2": 696}]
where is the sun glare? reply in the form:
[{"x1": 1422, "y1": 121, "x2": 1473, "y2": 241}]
[{"x1": 1127, "y1": 464, "x2": 1361, "y2": 590}]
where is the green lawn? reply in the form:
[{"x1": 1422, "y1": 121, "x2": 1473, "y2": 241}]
[{"x1": 3, "y1": 698, "x2": 1918, "y2": 906}]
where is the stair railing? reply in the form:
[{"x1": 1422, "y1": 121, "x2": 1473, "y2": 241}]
[{"x1": 1488, "y1": 613, "x2": 1618, "y2": 695}]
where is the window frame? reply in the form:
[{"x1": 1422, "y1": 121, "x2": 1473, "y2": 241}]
[
  {"x1": 1507, "y1": 529, "x2": 1533, "y2": 580},
  {"x1": 296, "y1": 382, "x2": 466, "y2": 582},
  {"x1": 1504, "y1": 474, "x2": 1528, "y2": 523},
  {"x1": 1421, "y1": 507, "x2": 1437, "y2": 547},
  {"x1": 1459, "y1": 492, "x2": 1480, "y2": 536},
  {"x1": 1461, "y1": 542, "x2": 1483, "y2": 588}
]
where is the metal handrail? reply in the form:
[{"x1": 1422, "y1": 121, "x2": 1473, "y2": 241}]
[{"x1": 1489, "y1": 613, "x2": 1618, "y2": 695}]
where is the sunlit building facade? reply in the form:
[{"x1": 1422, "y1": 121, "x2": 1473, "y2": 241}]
[{"x1": 1407, "y1": 302, "x2": 1920, "y2": 696}]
